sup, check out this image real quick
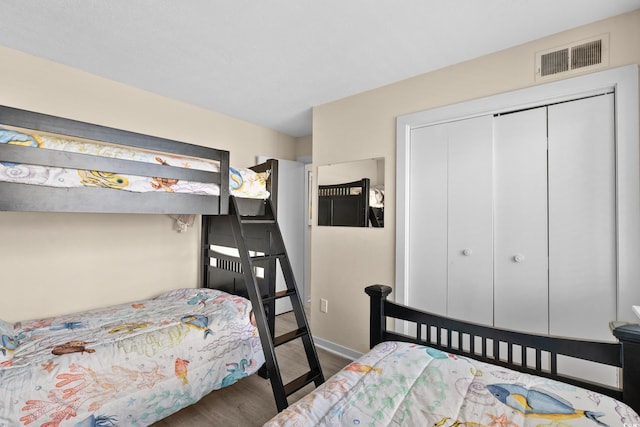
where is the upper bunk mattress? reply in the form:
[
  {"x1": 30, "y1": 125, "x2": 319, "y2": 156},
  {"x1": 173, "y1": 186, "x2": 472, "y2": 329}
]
[{"x1": 0, "y1": 125, "x2": 269, "y2": 199}]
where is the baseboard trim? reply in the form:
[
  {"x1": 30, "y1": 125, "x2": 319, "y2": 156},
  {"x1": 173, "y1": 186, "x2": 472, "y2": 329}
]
[{"x1": 313, "y1": 336, "x2": 362, "y2": 361}]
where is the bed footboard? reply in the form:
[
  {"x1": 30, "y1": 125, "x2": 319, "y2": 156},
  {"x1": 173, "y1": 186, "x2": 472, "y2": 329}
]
[{"x1": 365, "y1": 284, "x2": 640, "y2": 411}]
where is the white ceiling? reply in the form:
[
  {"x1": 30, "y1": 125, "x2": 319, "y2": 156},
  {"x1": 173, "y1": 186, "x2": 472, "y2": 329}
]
[{"x1": 1, "y1": 1, "x2": 639, "y2": 137}]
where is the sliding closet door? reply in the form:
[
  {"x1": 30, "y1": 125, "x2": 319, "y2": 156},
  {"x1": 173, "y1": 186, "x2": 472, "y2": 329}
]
[
  {"x1": 548, "y1": 94, "x2": 616, "y2": 341},
  {"x1": 408, "y1": 116, "x2": 493, "y2": 325},
  {"x1": 408, "y1": 124, "x2": 448, "y2": 316},
  {"x1": 446, "y1": 116, "x2": 493, "y2": 325},
  {"x1": 493, "y1": 107, "x2": 549, "y2": 334}
]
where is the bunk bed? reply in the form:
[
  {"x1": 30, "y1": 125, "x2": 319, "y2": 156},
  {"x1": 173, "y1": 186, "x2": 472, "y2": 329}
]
[
  {"x1": 317, "y1": 178, "x2": 384, "y2": 227},
  {"x1": 265, "y1": 285, "x2": 640, "y2": 426},
  {"x1": 0, "y1": 105, "x2": 281, "y2": 425}
]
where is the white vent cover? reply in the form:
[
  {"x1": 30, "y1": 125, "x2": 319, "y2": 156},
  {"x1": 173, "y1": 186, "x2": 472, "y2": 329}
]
[{"x1": 535, "y1": 34, "x2": 609, "y2": 80}]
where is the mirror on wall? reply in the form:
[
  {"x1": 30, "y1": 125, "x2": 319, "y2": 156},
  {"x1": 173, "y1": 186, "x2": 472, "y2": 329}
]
[{"x1": 317, "y1": 158, "x2": 384, "y2": 227}]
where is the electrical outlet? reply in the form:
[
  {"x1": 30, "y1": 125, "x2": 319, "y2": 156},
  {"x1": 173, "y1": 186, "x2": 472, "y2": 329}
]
[{"x1": 320, "y1": 298, "x2": 329, "y2": 313}]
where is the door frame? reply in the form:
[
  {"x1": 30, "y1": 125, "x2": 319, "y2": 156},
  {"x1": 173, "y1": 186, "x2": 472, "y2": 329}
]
[
  {"x1": 396, "y1": 65, "x2": 639, "y2": 323},
  {"x1": 258, "y1": 156, "x2": 306, "y2": 314}
]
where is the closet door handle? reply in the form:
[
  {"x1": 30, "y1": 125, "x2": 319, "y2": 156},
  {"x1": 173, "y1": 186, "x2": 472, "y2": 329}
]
[
  {"x1": 513, "y1": 254, "x2": 525, "y2": 263},
  {"x1": 462, "y1": 248, "x2": 472, "y2": 256}
]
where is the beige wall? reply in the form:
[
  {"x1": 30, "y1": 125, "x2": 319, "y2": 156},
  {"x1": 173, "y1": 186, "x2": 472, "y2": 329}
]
[
  {"x1": 294, "y1": 135, "x2": 313, "y2": 161},
  {"x1": 0, "y1": 46, "x2": 297, "y2": 322},
  {"x1": 311, "y1": 10, "x2": 640, "y2": 354}
]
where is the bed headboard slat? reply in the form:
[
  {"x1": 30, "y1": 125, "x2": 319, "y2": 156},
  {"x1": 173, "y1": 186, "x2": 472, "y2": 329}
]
[
  {"x1": 0, "y1": 181, "x2": 221, "y2": 214},
  {"x1": 365, "y1": 284, "x2": 630, "y2": 403},
  {"x1": 0, "y1": 106, "x2": 226, "y2": 160}
]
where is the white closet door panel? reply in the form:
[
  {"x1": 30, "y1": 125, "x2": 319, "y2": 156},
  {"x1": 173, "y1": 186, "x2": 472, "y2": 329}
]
[
  {"x1": 548, "y1": 94, "x2": 616, "y2": 341},
  {"x1": 494, "y1": 108, "x2": 549, "y2": 334},
  {"x1": 447, "y1": 116, "x2": 494, "y2": 325},
  {"x1": 408, "y1": 124, "x2": 448, "y2": 315}
]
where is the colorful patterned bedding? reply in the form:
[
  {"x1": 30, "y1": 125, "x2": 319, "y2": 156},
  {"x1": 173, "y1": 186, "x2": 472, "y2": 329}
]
[
  {"x1": 0, "y1": 288, "x2": 265, "y2": 426},
  {"x1": 0, "y1": 125, "x2": 270, "y2": 199},
  {"x1": 265, "y1": 341, "x2": 639, "y2": 427}
]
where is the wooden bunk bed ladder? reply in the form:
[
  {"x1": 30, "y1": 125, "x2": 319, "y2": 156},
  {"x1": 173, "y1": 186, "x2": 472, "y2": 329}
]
[{"x1": 228, "y1": 196, "x2": 324, "y2": 411}]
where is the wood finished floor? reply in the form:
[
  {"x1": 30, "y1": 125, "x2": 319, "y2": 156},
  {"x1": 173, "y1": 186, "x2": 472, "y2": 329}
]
[{"x1": 152, "y1": 308, "x2": 351, "y2": 427}]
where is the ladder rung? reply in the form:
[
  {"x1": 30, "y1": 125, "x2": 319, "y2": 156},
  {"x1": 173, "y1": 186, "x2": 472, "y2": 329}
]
[
  {"x1": 274, "y1": 327, "x2": 308, "y2": 347},
  {"x1": 262, "y1": 289, "x2": 296, "y2": 304},
  {"x1": 251, "y1": 253, "x2": 285, "y2": 262},
  {"x1": 284, "y1": 370, "x2": 323, "y2": 397},
  {"x1": 241, "y1": 216, "x2": 276, "y2": 224}
]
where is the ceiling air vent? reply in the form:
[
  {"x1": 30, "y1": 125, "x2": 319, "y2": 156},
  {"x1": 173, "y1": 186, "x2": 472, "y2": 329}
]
[
  {"x1": 540, "y1": 48, "x2": 569, "y2": 76},
  {"x1": 572, "y1": 39, "x2": 602, "y2": 69},
  {"x1": 535, "y1": 34, "x2": 609, "y2": 80}
]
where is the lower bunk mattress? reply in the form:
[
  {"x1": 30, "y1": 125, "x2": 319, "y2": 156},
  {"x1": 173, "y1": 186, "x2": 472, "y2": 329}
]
[
  {"x1": 265, "y1": 341, "x2": 639, "y2": 427},
  {"x1": 0, "y1": 288, "x2": 265, "y2": 426}
]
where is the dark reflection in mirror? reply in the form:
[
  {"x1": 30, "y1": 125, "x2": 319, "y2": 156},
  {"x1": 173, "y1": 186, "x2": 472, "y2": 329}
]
[{"x1": 317, "y1": 158, "x2": 384, "y2": 227}]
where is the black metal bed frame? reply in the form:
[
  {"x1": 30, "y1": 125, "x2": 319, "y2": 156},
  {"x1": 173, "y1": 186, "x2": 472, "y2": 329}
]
[
  {"x1": 0, "y1": 105, "x2": 279, "y2": 298},
  {"x1": 365, "y1": 284, "x2": 640, "y2": 413},
  {"x1": 0, "y1": 105, "x2": 232, "y2": 214},
  {"x1": 0, "y1": 105, "x2": 323, "y2": 413}
]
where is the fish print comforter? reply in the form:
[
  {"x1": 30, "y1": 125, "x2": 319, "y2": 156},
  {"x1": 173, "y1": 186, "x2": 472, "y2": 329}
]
[
  {"x1": 0, "y1": 288, "x2": 265, "y2": 426},
  {"x1": 265, "y1": 341, "x2": 639, "y2": 427},
  {"x1": 0, "y1": 125, "x2": 270, "y2": 199}
]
